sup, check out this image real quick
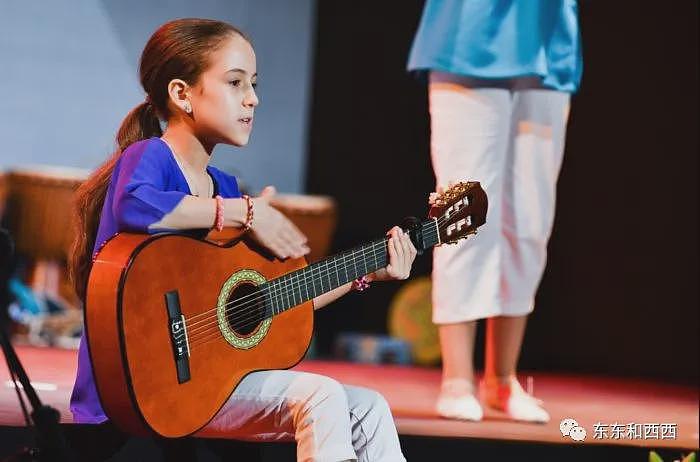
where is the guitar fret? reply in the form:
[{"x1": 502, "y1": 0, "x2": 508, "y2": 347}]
[
  {"x1": 306, "y1": 266, "x2": 313, "y2": 299},
  {"x1": 284, "y1": 276, "x2": 289, "y2": 310},
  {"x1": 320, "y1": 261, "x2": 327, "y2": 291},
  {"x1": 381, "y1": 239, "x2": 387, "y2": 267},
  {"x1": 290, "y1": 274, "x2": 296, "y2": 308},
  {"x1": 362, "y1": 246, "x2": 368, "y2": 275},
  {"x1": 300, "y1": 273, "x2": 306, "y2": 303},
  {"x1": 372, "y1": 241, "x2": 377, "y2": 272},
  {"x1": 280, "y1": 276, "x2": 287, "y2": 310},
  {"x1": 270, "y1": 281, "x2": 277, "y2": 314},
  {"x1": 318, "y1": 263, "x2": 324, "y2": 295},
  {"x1": 268, "y1": 283, "x2": 274, "y2": 315},
  {"x1": 303, "y1": 271, "x2": 310, "y2": 301},
  {"x1": 350, "y1": 252, "x2": 356, "y2": 281},
  {"x1": 289, "y1": 273, "x2": 297, "y2": 307},
  {"x1": 342, "y1": 253, "x2": 349, "y2": 285},
  {"x1": 271, "y1": 280, "x2": 277, "y2": 312},
  {"x1": 323, "y1": 262, "x2": 328, "y2": 294},
  {"x1": 422, "y1": 220, "x2": 439, "y2": 248},
  {"x1": 268, "y1": 284, "x2": 275, "y2": 315},
  {"x1": 266, "y1": 282, "x2": 272, "y2": 315},
  {"x1": 309, "y1": 271, "x2": 314, "y2": 299},
  {"x1": 345, "y1": 251, "x2": 351, "y2": 281},
  {"x1": 277, "y1": 280, "x2": 284, "y2": 313},
  {"x1": 320, "y1": 262, "x2": 326, "y2": 294},
  {"x1": 325, "y1": 260, "x2": 333, "y2": 292},
  {"x1": 320, "y1": 263, "x2": 326, "y2": 295},
  {"x1": 334, "y1": 258, "x2": 340, "y2": 288},
  {"x1": 290, "y1": 274, "x2": 296, "y2": 307},
  {"x1": 280, "y1": 279, "x2": 286, "y2": 312},
  {"x1": 290, "y1": 274, "x2": 297, "y2": 308},
  {"x1": 294, "y1": 272, "x2": 301, "y2": 306},
  {"x1": 311, "y1": 264, "x2": 319, "y2": 298},
  {"x1": 293, "y1": 273, "x2": 298, "y2": 307},
  {"x1": 272, "y1": 284, "x2": 278, "y2": 315}
]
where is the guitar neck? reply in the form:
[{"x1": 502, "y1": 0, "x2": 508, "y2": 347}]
[{"x1": 260, "y1": 218, "x2": 440, "y2": 315}]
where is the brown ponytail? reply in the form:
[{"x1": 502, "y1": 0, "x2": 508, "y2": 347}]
[
  {"x1": 69, "y1": 19, "x2": 248, "y2": 301},
  {"x1": 69, "y1": 102, "x2": 161, "y2": 301}
]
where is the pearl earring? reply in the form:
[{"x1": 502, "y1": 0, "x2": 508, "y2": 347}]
[{"x1": 184, "y1": 102, "x2": 192, "y2": 113}]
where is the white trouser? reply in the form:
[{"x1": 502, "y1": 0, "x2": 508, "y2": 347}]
[
  {"x1": 197, "y1": 369, "x2": 406, "y2": 462},
  {"x1": 429, "y1": 72, "x2": 571, "y2": 323}
]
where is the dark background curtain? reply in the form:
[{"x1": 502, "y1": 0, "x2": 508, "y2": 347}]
[{"x1": 307, "y1": 0, "x2": 698, "y2": 383}]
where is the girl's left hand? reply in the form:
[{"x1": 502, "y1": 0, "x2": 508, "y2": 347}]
[{"x1": 371, "y1": 226, "x2": 418, "y2": 282}]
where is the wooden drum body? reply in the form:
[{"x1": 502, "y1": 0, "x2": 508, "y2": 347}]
[{"x1": 269, "y1": 194, "x2": 337, "y2": 263}]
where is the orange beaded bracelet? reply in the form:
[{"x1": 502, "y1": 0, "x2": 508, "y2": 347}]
[
  {"x1": 241, "y1": 194, "x2": 254, "y2": 231},
  {"x1": 213, "y1": 195, "x2": 224, "y2": 232}
]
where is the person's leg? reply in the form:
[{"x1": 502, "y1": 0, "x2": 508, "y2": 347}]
[
  {"x1": 343, "y1": 385, "x2": 406, "y2": 462},
  {"x1": 428, "y1": 71, "x2": 512, "y2": 421},
  {"x1": 483, "y1": 313, "x2": 549, "y2": 423},
  {"x1": 439, "y1": 321, "x2": 477, "y2": 385},
  {"x1": 484, "y1": 315, "x2": 527, "y2": 380},
  {"x1": 484, "y1": 314, "x2": 534, "y2": 417},
  {"x1": 483, "y1": 88, "x2": 571, "y2": 423},
  {"x1": 197, "y1": 369, "x2": 357, "y2": 462},
  {"x1": 435, "y1": 321, "x2": 481, "y2": 419}
]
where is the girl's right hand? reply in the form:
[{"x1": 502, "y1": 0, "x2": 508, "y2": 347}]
[{"x1": 249, "y1": 186, "x2": 310, "y2": 259}]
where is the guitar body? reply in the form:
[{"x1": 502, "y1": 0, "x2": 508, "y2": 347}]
[{"x1": 85, "y1": 231, "x2": 313, "y2": 438}]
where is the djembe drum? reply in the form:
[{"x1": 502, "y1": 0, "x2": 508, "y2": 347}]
[
  {"x1": 268, "y1": 194, "x2": 338, "y2": 263},
  {"x1": 6, "y1": 166, "x2": 89, "y2": 261},
  {"x1": 5, "y1": 167, "x2": 89, "y2": 320}
]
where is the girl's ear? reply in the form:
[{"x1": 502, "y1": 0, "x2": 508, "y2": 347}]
[{"x1": 167, "y1": 79, "x2": 192, "y2": 114}]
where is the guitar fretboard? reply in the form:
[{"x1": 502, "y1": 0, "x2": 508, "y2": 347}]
[{"x1": 259, "y1": 219, "x2": 440, "y2": 315}]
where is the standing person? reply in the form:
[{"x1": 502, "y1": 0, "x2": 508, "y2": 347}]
[
  {"x1": 407, "y1": 0, "x2": 582, "y2": 423},
  {"x1": 69, "y1": 18, "x2": 415, "y2": 461}
]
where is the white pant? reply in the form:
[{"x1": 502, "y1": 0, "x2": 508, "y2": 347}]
[
  {"x1": 429, "y1": 72, "x2": 571, "y2": 323},
  {"x1": 197, "y1": 369, "x2": 406, "y2": 462}
]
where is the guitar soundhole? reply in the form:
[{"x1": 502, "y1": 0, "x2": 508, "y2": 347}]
[{"x1": 226, "y1": 283, "x2": 266, "y2": 336}]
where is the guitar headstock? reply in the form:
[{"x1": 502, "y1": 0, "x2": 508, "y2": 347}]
[{"x1": 428, "y1": 181, "x2": 488, "y2": 246}]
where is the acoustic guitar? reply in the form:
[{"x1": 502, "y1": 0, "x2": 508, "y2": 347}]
[{"x1": 85, "y1": 181, "x2": 487, "y2": 437}]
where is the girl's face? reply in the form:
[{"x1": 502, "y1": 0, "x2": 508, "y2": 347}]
[{"x1": 189, "y1": 34, "x2": 258, "y2": 147}]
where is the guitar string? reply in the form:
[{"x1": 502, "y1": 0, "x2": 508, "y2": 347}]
[
  {"x1": 182, "y1": 217, "x2": 443, "y2": 333},
  {"x1": 185, "y1": 228, "x2": 446, "y2": 349},
  {"x1": 183, "y1": 215, "x2": 449, "y2": 337},
  {"x1": 185, "y1": 245, "x2": 395, "y2": 349},
  {"x1": 185, "y1": 239, "x2": 392, "y2": 346},
  {"x1": 184, "y1": 216, "x2": 462, "y2": 349},
  {"x1": 185, "y1": 211, "x2": 452, "y2": 326},
  {"x1": 182, "y1": 214, "x2": 457, "y2": 347},
  {"x1": 188, "y1": 212, "x2": 476, "y2": 350}
]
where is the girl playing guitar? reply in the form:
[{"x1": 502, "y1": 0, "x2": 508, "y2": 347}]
[{"x1": 69, "y1": 18, "x2": 415, "y2": 462}]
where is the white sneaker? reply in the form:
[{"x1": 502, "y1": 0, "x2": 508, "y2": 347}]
[
  {"x1": 435, "y1": 378, "x2": 483, "y2": 421},
  {"x1": 436, "y1": 393, "x2": 484, "y2": 421},
  {"x1": 481, "y1": 376, "x2": 550, "y2": 424}
]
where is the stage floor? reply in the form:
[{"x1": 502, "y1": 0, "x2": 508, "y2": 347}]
[{"x1": 1, "y1": 346, "x2": 697, "y2": 450}]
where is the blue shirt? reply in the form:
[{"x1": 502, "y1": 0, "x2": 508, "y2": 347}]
[
  {"x1": 407, "y1": 0, "x2": 583, "y2": 92},
  {"x1": 70, "y1": 137, "x2": 241, "y2": 423}
]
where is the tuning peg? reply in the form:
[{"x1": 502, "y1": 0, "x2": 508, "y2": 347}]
[{"x1": 428, "y1": 191, "x2": 448, "y2": 207}]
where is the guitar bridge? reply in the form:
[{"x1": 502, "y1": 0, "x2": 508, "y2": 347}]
[{"x1": 165, "y1": 291, "x2": 191, "y2": 384}]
